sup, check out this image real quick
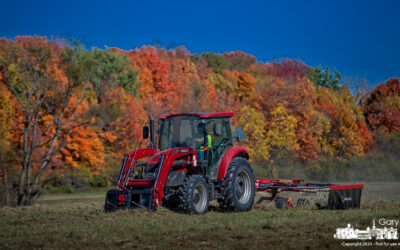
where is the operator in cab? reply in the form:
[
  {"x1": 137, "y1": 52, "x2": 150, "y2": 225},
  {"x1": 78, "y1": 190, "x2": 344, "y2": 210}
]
[{"x1": 194, "y1": 122, "x2": 212, "y2": 160}]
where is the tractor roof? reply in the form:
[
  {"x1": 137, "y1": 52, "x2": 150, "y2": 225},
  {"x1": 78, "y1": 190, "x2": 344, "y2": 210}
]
[{"x1": 159, "y1": 112, "x2": 234, "y2": 120}]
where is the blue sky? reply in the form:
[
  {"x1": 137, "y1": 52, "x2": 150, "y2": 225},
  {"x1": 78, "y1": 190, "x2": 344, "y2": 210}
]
[{"x1": 1, "y1": 0, "x2": 399, "y2": 87}]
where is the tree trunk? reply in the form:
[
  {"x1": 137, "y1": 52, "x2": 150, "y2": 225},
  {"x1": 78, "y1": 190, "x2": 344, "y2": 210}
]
[
  {"x1": 0, "y1": 152, "x2": 10, "y2": 206},
  {"x1": 18, "y1": 119, "x2": 31, "y2": 205},
  {"x1": 26, "y1": 123, "x2": 62, "y2": 205}
]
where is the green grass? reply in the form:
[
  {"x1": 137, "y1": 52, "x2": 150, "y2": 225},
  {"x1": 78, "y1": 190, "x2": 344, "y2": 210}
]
[{"x1": 1, "y1": 182, "x2": 400, "y2": 249}]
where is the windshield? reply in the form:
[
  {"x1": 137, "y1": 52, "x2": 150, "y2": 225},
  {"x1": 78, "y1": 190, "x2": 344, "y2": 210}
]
[{"x1": 159, "y1": 116, "x2": 204, "y2": 150}]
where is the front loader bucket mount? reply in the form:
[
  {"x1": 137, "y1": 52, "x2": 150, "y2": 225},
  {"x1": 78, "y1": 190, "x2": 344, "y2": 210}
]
[{"x1": 104, "y1": 188, "x2": 156, "y2": 212}]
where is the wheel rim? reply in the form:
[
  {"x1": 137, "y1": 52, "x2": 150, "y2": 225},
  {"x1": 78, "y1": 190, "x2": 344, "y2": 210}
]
[
  {"x1": 235, "y1": 170, "x2": 251, "y2": 204},
  {"x1": 193, "y1": 183, "x2": 207, "y2": 212}
]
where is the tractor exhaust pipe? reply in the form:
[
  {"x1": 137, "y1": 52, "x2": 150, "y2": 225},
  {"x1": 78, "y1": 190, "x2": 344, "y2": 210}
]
[{"x1": 149, "y1": 114, "x2": 154, "y2": 147}]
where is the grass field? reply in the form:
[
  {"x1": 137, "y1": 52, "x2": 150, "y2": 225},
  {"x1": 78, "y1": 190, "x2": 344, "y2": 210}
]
[{"x1": 1, "y1": 182, "x2": 399, "y2": 249}]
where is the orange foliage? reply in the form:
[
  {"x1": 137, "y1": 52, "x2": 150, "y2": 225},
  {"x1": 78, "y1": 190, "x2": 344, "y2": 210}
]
[
  {"x1": 61, "y1": 125, "x2": 105, "y2": 173},
  {"x1": 2, "y1": 36, "x2": 395, "y2": 178}
]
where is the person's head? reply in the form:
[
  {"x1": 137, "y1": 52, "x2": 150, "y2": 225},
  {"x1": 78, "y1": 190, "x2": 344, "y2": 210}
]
[{"x1": 197, "y1": 122, "x2": 205, "y2": 134}]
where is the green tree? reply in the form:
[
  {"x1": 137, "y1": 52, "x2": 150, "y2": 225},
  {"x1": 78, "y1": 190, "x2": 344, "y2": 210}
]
[
  {"x1": 201, "y1": 52, "x2": 230, "y2": 74},
  {"x1": 308, "y1": 66, "x2": 341, "y2": 90},
  {"x1": 62, "y1": 47, "x2": 140, "y2": 97}
]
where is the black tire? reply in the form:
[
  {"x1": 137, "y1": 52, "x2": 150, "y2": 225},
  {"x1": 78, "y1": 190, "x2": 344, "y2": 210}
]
[
  {"x1": 180, "y1": 175, "x2": 209, "y2": 214},
  {"x1": 162, "y1": 188, "x2": 182, "y2": 212},
  {"x1": 218, "y1": 157, "x2": 255, "y2": 212},
  {"x1": 275, "y1": 198, "x2": 289, "y2": 209}
]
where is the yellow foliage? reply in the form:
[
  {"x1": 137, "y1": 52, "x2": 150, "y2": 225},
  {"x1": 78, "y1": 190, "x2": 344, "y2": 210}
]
[
  {"x1": 315, "y1": 88, "x2": 364, "y2": 158},
  {"x1": 265, "y1": 105, "x2": 299, "y2": 158},
  {"x1": 313, "y1": 110, "x2": 334, "y2": 157},
  {"x1": 238, "y1": 106, "x2": 270, "y2": 163},
  {"x1": 207, "y1": 73, "x2": 235, "y2": 93},
  {"x1": 384, "y1": 96, "x2": 400, "y2": 110}
]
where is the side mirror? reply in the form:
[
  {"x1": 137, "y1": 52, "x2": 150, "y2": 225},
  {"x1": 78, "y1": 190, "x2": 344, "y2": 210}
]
[
  {"x1": 214, "y1": 123, "x2": 222, "y2": 136},
  {"x1": 232, "y1": 126, "x2": 246, "y2": 142},
  {"x1": 143, "y1": 126, "x2": 149, "y2": 139}
]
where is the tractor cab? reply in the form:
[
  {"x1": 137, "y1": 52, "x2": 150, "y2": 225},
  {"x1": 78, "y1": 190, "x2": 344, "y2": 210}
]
[{"x1": 151, "y1": 113, "x2": 238, "y2": 180}]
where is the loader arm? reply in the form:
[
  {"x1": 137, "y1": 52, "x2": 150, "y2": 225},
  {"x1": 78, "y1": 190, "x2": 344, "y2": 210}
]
[
  {"x1": 152, "y1": 147, "x2": 197, "y2": 205},
  {"x1": 117, "y1": 148, "x2": 158, "y2": 189}
]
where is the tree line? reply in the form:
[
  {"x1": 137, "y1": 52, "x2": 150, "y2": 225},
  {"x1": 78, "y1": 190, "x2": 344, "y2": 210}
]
[{"x1": 1, "y1": 36, "x2": 399, "y2": 205}]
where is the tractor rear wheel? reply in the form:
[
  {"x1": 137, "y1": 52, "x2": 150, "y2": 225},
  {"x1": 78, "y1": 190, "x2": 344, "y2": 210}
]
[
  {"x1": 180, "y1": 175, "x2": 209, "y2": 214},
  {"x1": 218, "y1": 157, "x2": 255, "y2": 212}
]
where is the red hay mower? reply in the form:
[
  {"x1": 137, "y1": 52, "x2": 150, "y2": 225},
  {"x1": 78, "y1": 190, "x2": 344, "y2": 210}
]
[{"x1": 105, "y1": 112, "x2": 363, "y2": 214}]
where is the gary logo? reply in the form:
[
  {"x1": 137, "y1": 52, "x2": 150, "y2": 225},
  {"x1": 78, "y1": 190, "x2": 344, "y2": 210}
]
[{"x1": 334, "y1": 219, "x2": 398, "y2": 240}]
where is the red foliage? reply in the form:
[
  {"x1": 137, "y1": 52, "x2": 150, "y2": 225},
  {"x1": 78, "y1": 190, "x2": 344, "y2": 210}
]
[
  {"x1": 362, "y1": 78, "x2": 400, "y2": 133},
  {"x1": 270, "y1": 59, "x2": 310, "y2": 80}
]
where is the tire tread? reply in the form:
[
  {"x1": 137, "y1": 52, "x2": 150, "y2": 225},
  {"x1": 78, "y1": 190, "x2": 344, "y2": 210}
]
[{"x1": 218, "y1": 157, "x2": 255, "y2": 212}]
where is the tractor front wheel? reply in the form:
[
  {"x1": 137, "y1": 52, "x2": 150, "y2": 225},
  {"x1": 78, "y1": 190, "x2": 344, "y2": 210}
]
[
  {"x1": 219, "y1": 157, "x2": 255, "y2": 212},
  {"x1": 181, "y1": 175, "x2": 209, "y2": 214}
]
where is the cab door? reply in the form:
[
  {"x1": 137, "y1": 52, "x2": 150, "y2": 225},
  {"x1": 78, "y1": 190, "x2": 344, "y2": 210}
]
[{"x1": 206, "y1": 118, "x2": 232, "y2": 180}]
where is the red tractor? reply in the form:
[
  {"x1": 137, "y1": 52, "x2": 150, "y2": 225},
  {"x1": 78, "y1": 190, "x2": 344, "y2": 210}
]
[
  {"x1": 105, "y1": 112, "x2": 364, "y2": 213},
  {"x1": 105, "y1": 112, "x2": 255, "y2": 214}
]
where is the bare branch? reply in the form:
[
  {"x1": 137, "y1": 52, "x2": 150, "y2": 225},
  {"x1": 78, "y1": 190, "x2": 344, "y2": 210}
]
[{"x1": 26, "y1": 62, "x2": 51, "y2": 195}]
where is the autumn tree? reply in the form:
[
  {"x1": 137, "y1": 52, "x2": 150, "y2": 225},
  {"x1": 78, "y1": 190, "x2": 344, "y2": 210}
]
[
  {"x1": 0, "y1": 37, "x2": 107, "y2": 205},
  {"x1": 265, "y1": 105, "x2": 299, "y2": 162},
  {"x1": 224, "y1": 51, "x2": 256, "y2": 71},
  {"x1": 362, "y1": 78, "x2": 400, "y2": 133},
  {"x1": 269, "y1": 59, "x2": 309, "y2": 80},
  {"x1": 315, "y1": 87, "x2": 365, "y2": 158},
  {"x1": 238, "y1": 106, "x2": 269, "y2": 163},
  {"x1": 120, "y1": 46, "x2": 178, "y2": 115}
]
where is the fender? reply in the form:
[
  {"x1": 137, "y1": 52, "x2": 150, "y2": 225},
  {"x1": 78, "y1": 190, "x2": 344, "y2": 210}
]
[{"x1": 217, "y1": 146, "x2": 249, "y2": 180}]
